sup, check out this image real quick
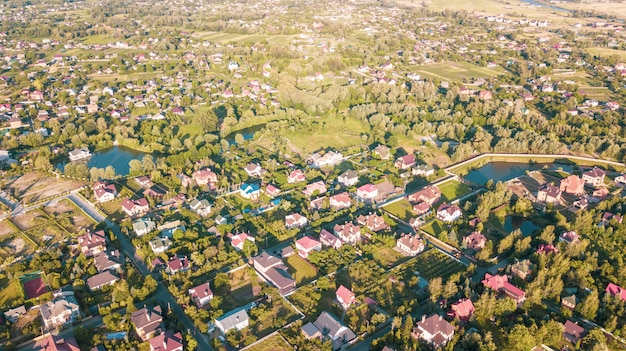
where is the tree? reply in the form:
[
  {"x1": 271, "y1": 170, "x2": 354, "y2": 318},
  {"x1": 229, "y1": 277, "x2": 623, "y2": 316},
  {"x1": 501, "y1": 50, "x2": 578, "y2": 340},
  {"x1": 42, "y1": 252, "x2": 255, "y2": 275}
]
[
  {"x1": 576, "y1": 289, "x2": 599, "y2": 320},
  {"x1": 34, "y1": 156, "x2": 52, "y2": 172},
  {"x1": 507, "y1": 325, "x2": 536, "y2": 351},
  {"x1": 242, "y1": 240, "x2": 258, "y2": 258},
  {"x1": 581, "y1": 328, "x2": 608, "y2": 351},
  {"x1": 428, "y1": 277, "x2": 443, "y2": 302}
]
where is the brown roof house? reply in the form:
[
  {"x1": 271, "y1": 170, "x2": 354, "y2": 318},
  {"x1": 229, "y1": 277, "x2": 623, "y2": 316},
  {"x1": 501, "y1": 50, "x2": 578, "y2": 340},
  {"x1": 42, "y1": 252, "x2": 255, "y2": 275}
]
[
  {"x1": 78, "y1": 230, "x2": 107, "y2": 257},
  {"x1": 86, "y1": 271, "x2": 119, "y2": 291},
  {"x1": 252, "y1": 251, "x2": 296, "y2": 295},
  {"x1": 40, "y1": 292, "x2": 80, "y2": 331},
  {"x1": 131, "y1": 306, "x2": 163, "y2": 341},
  {"x1": 462, "y1": 232, "x2": 487, "y2": 251},
  {"x1": 582, "y1": 167, "x2": 606, "y2": 187},
  {"x1": 412, "y1": 314, "x2": 455, "y2": 349},
  {"x1": 537, "y1": 184, "x2": 561, "y2": 204},
  {"x1": 510, "y1": 259, "x2": 533, "y2": 280},
  {"x1": 563, "y1": 320, "x2": 586, "y2": 344},
  {"x1": 560, "y1": 175, "x2": 585, "y2": 196},
  {"x1": 396, "y1": 233, "x2": 425, "y2": 256}
]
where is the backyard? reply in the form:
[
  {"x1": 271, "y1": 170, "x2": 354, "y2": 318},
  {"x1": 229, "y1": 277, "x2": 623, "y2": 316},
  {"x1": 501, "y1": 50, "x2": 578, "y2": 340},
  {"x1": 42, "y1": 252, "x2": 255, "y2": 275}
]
[
  {"x1": 285, "y1": 254, "x2": 318, "y2": 285},
  {"x1": 383, "y1": 199, "x2": 414, "y2": 222},
  {"x1": 438, "y1": 180, "x2": 472, "y2": 202}
]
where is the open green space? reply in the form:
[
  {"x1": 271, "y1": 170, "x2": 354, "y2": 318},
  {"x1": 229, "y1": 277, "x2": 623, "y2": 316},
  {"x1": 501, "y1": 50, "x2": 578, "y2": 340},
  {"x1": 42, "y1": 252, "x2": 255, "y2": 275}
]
[
  {"x1": 416, "y1": 62, "x2": 505, "y2": 83},
  {"x1": 244, "y1": 335, "x2": 293, "y2": 351},
  {"x1": 586, "y1": 47, "x2": 626, "y2": 60},
  {"x1": 420, "y1": 220, "x2": 444, "y2": 236},
  {"x1": 438, "y1": 180, "x2": 472, "y2": 202},
  {"x1": 408, "y1": 249, "x2": 465, "y2": 282},
  {"x1": 285, "y1": 254, "x2": 318, "y2": 284},
  {"x1": 383, "y1": 199, "x2": 414, "y2": 222},
  {"x1": 371, "y1": 246, "x2": 406, "y2": 268},
  {"x1": 0, "y1": 275, "x2": 22, "y2": 309}
]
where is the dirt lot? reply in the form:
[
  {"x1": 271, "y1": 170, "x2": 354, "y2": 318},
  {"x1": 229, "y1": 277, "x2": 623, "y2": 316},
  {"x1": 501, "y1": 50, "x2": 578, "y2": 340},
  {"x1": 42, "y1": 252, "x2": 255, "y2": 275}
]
[
  {"x1": 40, "y1": 224, "x2": 67, "y2": 244},
  {"x1": 12, "y1": 210, "x2": 48, "y2": 231},
  {"x1": 45, "y1": 199, "x2": 95, "y2": 232},
  {"x1": 0, "y1": 219, "x2": 16, "y2": 237},
  {"x1": 43, "y1": 199, "x2": 75, "y2": 216},
  {"x1": 5, "y1": 172, "x2": 85, "y2": 203},
  {"x1": 0, "y1": 237, "x2": 30, "y2": 257}
]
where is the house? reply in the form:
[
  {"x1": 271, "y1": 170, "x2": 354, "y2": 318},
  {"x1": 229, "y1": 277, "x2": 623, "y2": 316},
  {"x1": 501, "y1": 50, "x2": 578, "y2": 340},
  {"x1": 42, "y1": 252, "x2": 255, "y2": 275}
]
[
  {"x1": 93, "y1": 251, "x2": 122, "y2": 272},
  {"x1": 189, "y1": 282, "x2": 213, "y2": 307},
  {"x1": 478, "y1": 90, "x2": 492, "y2": 100},
  {"x1": 149, "y1": 237, "x2": 172, "y2": 254},
  {"x1": 356, "y1": 213, "x2": 389, "y2": 232},
  {"x1": 92, "y1": 182, "x2": 117, "y2": 203},
  {"x1": 600, "y1": 212, "x2": 623, "y2": 226},
  {"x1": 214, "y1": 308, "x2": 250, "y2": 334},
  {"x1": 309, "y1": 151, "x2": 343, "y2": 168},
  {"x1": 265, "y1": 184, "x2": 281, "y2": 198},
  {"x1": 33, "y1": 334, "x2": 80, "y2": 351},
  {"x1": 40, "y1": 293, "x2": 80, "y2": 330},
  {"x1": 436, "y1": 203, "x2": 462, "y2": 222},
  {"x1": 68, "y1": 148, "x2": 91, "y2": 162},
  {"x1": 320, "y1": 229, "x2": 342, "y2": 249},
  {"x1": 463, "y1": 232, "x2": 487, "y2": 250},
  {"x1": 510, "y1": 259, "x2": 533, "y2": 280},
  {"x1": 121, "y1": 198, "x2": 150, "y2": 217},
  {"x1": 133, "y1": 219, "x2": 156, "y2": 237},
  {"x1": 330, "y1": 192, "x2": 351, "y2": 210},
  {"x1": 356, "y1": 183, "x2": 378, "y2": 201},
  {"x1": 592, "y1": 187, "x2": 609, "y2": 199},
  {"x1": 189, "y1": 199, "x2": 211, "y2": 217},
  {"x1": 176, "y1": 174, "x2": 191, "y2": 187},
  {"x1": 230, "y1": 232, "x2": 255, "y2": 251},
  {"x1": 131, "y1": 306, "x2": 163, "y2": 341},
  {"x1": 396, "y1": 233, "x2": 425, "y2": 256},
  {"x1": 338, "y1": 170, "x2": 359, "y2": 187},
  {"x1": 560, "y1": 175, "x2": 585, "y2": 196},
  {"x1": 166, "y1": 256, "x2": 190, "y2": 274},
  {"x1": 295, "y1": 235, "x2": 322, "y2": 258},
  {"x1": 395, "y1": 154, "x2": 416, "y2": 170},
  {"x1": 288, "y1": 169, "x2": 306, "y2": 183},
  {"x1": 373, "y1": 144, "x2": 390, "y2": 160},
  {"x1": 537, "y1": 184, "x2": 562, "y2": 204},
  {"x1": 336, "y1": 285, "x2": 356, "y2": 309},
  {"x1": 413, "y1": 202, "x2": 431, "y2": 215},
  {"x1": 333, "y1": 222, "x2": 361, "y2": 244},
  {"x1": 412, "y1": 164, "x2": 435, "y2": 177},
  {"x1": 559, "y1": 231, "x2": 580, "y2": 244},
  {"x1": 192, "y1": 168, "x2": 218, "y2": 187},
  {"x1": 148, "y1": 330, "x2": 183, "y2": 351},
  {"x1": 87, "y1": 271, "x2": 119, "y2": 291},
  {"x1": 614, "y1": 174, "x2": 626, "y2": 187},
  {"x1": 412, "y1": 314, "x2": 455, "y2": 349},
  {"x1": 482, "y1": 273, "x2": 526, "y2": 304},
  {"x1": 562, "y1": 294, "x2": 577, "y2": 310},
  {"x1": 4, "y1": 306, "x2": 26, "y2": 323},
  {"x1": 605, "y1": 283, "x2": 626, "y2": 301},
  {"x1": 537, "y1": 244, "x2": 559, "y2": 255},
  {"x1": 563, "y1": 320, "x2": 586, "y2": 344},
  {"x1": 240, "y1": 183, "x2": 261, "y2": 200},
  {"x1": 252, "y1": 251, "x2": 296, "y2": 295},
  {"x1": 450, "y1": 298, "x2": 474, "y2": 322},
  {"x1": 144, "y1": 184, "x2": 168, "y2": 198},
  {"x1": 407, "y1": 186, "x2": 441, "y2": 206},
  {"x1": 77, "y1": 230, "x2": 107, "y2": 257},
  {"x1": 135, "y1": 176, "x2": 153, "y2": 188},
  {"x1": 310, "y1": 197, "x2": 325, "y2": 210},
  {"x1": 303, "y1": 181, "x2": 327, "y2": 197},
  {"x1": 582, "y1": 167, "x2": 606, "y2": 187},
  {"x1": 244, "y1": 163, "x2": 264, "y2": 177},
  {"x1": 301, "y1": 311, "x2": 356, "y2": 350},
  {"x1": 285, "y1": 213, "x2": 308, "y2": 229}
]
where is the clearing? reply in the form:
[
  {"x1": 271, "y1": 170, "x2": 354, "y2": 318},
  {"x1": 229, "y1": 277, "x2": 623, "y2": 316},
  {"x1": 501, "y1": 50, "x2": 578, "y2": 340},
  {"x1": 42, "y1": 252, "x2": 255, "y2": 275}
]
[
  {"x1": 438, "y1": 180, "x2": 472, "y2": 202},
  {"x1": 417, "y1": 62, "x2": 505, "y2": 83},
  {"x1": 383, "y1": 199, "x2": 415, "y2": 222},
  {"x1": 285, "y1": 254, "x2": 318, "y2": 284},
  {"x1": 5, "y1": 172, "x2": 85, "y2": 203},
  {"x1": 408, "y1": 249, "x2": 465, "y2": 282},
  {"x1": 0, "y1": 237, "x2": 31, "y2": 257},
  {"x1": 12, "y1": 210, "x2": 48, "y2": 231},
  {"x1": 244, "y1": 335, "x2": 293, "y2": 351},
  {"x1": 0, "y1": 274, "x2": 22, "y2": 309},
  {"x1": 0, "y1": 219, "x2": 17, "y2": 237}
]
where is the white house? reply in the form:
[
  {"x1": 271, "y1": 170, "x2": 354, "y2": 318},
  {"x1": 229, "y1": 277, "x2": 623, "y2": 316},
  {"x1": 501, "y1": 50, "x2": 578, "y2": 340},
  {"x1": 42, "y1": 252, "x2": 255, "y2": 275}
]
[
  {"x1": 285, "y1": 213, "x2": 308, "y2": 229},
  {"x1": 133, "y1": 219, "x2": 156, "y2": 237},
  {"x1": 333, "y1": 222, "x2": 361, "y2": 244},
  {"x1": 295, "y1": 236, "x2": 322, "y2": 258},
  {"x1": 190, "y1": 199, "x2": 212, "y2": 217},
  {"x1": 338, "y1": 170, "x2": 358, "y2": 187},
  {"x1": 396, "y1": 233, "x2": 425, "y2": 256},
  {"x1": 189, "y1": 282, "x2": 213, "y2": 307},
  {"x1": 68, "y1": 148, "x2": 91, "y2": 161},
  {"x1": 356, "y1": 184, "x2": 378, "y2": 201},
  {"x1": 436, "y1": 203, "x2": 462, "y2": 222},
  {"x1": 330, "y1": 192, "x2": 351, "y2": 210},
  {"x1": 214, "y1": 308, "x2": 250, "y2": 334}
]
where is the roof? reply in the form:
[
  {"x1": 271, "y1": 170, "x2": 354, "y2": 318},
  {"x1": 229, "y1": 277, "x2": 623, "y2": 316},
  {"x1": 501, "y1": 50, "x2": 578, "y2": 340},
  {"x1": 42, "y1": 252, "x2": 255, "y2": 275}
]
[
  {"x1": 216, "y1": 308, "x2": 249, "y2": 330},
  {"x1": 340, "y1": 169, "x2": 358, "y2": 180},
  {"x1": 253, "y1": 251, "x2": 282, "y2": 269},
  {"x1": 357, "y1": 183, "x2": 377, "y2": 193},
  {"x1": 34, "y1": 334, "x2": 80, "y2": 351},
  {"x1": 606, "y1": 283, "x2": 626, "y2": 301},
  {"x1": 417, "y1": 314, "x2": 455, "y2": 338},
  {"x1": 302, "y1": 322, "x2": 320, "y2": 338},
  {"x1": 584, "y1": 167, "x2": 606, "y2": 178},
  {"x1": 397, "y1": 233, "x2": 424, "y2": 252},
  {"x1": 336, "y1": 285, "x2": 355, "y2": 304},
  {"x1": 87, "y1": 271, "x2": 118, "y2": 290},
  {"x1": 563, "y1": 320, "x2": 586, "y2": 342},
  {"x1": 189, "y1": 282, "x2": 213, "y2": 301},
  {"x1": 131, "y1": 306, "x2": 163, "y2": 331},
  {"x1": 264, "y1": 266, "x2": 296, "y2": 290},
  {"x1": 451, "y1": 298, "x2": 474, "y2": 319},
  {"x1": 148, "y1": 330, "x2": 183, "y2": 351},
  {"x1": 313, "y1": 311, "x2": 356, "y2": 342},
  {"x1": 296, "y1": 236, "x2": 322, "y2": 250}
]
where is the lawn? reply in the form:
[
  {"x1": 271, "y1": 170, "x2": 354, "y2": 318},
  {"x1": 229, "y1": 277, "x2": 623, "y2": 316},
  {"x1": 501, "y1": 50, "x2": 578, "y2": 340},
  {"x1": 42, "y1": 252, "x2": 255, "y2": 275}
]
[
  {"x1": 438, "y1": 180, "x2": 472, "y2": 202},
  {"x1": 285, "y1": 254, "x2": 318, "y2": 285},
  {"x1": 372, "y1": 246, "x2": 406, "y2": 268},
  {"x1": 383, "y1": 199, "x2": 414, "y2": 222},
  {"x1": 417, "y1": 62, "x2": 505, "y2": 83},
  {"x1": 421, "y1": 220, "x2": 445, "y2": 236},
  {"x1": 408, "y1": 249, "x2": 465, "y2": 282},
  {"x1": 0, "y1": 275, "x2": 22, "y2": 309},
  {"x1": 245, "y1": 335, "x2": 293, "y2": 351}
]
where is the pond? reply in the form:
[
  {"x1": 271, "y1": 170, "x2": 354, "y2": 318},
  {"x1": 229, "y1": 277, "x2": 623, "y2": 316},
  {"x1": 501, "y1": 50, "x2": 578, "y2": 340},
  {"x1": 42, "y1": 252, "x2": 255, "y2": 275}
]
[
  {"x1": 464, "y1": 162, "x2": 575, "y2": 185},
  {"x1": 57, "y1": 146, "x2": 149, "y2": 176},
  {"x1": 520, "y1": 0, "x2": 572, "y2": 12},
  {"x1": 503, "y1": 215, "x2": 541, "y2": 236},
  {"x1": 225, "y1": 124, "x2": 265, "y2": 145}
]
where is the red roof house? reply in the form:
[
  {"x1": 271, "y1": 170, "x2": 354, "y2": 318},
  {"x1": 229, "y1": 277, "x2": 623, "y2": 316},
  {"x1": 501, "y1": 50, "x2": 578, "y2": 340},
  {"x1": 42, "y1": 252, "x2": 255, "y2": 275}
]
[
  {"x1": 450, "y1": 298, "x2": 474, "y2": 321},
  {"x1": 336, "y1": 285, "x2": 356, "y2": 309},
  {"x1": 606, "y1": 283, "x2": 626, "y2": 301}
]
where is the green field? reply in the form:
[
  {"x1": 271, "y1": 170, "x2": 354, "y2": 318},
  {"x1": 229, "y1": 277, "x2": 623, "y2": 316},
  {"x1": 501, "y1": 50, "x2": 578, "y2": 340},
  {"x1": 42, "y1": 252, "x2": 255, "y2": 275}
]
[
  {"x1": 586, "y1": 47, "x2": 626, "y2": 60},
  {"x1": 421, "y1": 220, "x2": 445, "y2": 236},
  {"x1": 438, "y1": 180, "x2": 472, "y2": 202},
  {"x1": 244, "y1": 335, "x2": 293, "y2": 351},
  {"x1": 285, "y1": 254, "x2": 318, "y2": 284},
  {"x1": 417, "y1": 62, "x2": 506, "y2": 83},
  {"x1": 192, "y1": 32, "x2": 297, "y2": 45},
  {"x1": 372, "y1": 246, "x2": 405, "y2": 268},
  {"x1": 383, "y1": 199, "x2": 414, "y2": 222},
  {"x1": 0, "y1": 275, "x2": 22, "y2": 309},
  {"x1": 409, "y1": 249, "x2": 465, "y2": 282}
]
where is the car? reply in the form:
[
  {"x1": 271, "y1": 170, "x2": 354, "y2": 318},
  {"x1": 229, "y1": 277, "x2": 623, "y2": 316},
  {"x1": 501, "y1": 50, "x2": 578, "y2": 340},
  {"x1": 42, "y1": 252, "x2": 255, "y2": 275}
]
[{"x1": 217, "y1": 335, "x2": 225, "y2": 342}]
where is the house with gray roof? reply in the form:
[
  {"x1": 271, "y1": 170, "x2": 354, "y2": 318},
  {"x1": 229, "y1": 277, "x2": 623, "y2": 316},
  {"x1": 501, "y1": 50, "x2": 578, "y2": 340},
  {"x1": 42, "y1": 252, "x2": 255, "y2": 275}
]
[
  {"x1": 214, "y1": 308, "x2": 249, "y2": 334},
  {"x1": 301, "y1": 311, "x2": 356, "y2": 350}
]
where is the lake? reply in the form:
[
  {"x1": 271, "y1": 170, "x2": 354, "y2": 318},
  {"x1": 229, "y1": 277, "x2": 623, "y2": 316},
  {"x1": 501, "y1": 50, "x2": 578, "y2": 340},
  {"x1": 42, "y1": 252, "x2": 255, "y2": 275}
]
[
  {"x1": 57, "y1": 146, "x2": 149, "y2": 176},
  {"x1": 464, "y1": 162, "x2": 575, "y2": 185},
  {"x1": 225, "y1": 124, "x2": 265, "y2": 145},
  {"x1": 503, "y1": 215, "x2": 540, "y2": 236},
  {"x1": 520, "y1": 0, "x2": 572, "y2": 12}
]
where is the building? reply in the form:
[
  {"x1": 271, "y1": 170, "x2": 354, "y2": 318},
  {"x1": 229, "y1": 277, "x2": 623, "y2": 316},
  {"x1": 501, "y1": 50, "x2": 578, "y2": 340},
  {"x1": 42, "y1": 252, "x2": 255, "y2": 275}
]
[
  {"x1": 230, "y1": 232, "x2": 255, "y2": 251},
  {"x1": 563, "y1": 320, "x2": 586, "y2": 344},
  {"x1": 356, "y1": 213, "x2": 389, "y2": 232},
  {"x1": 252, "y1": 251, "x2": 296, "y2": 295},
  {"x1": 436, "y1": 203, "x2": 462, "y2": 222},
  {"x1": 336, "y1": 285, "x2": 356, "y2": 309},
  {"x1": 605, "y1": 283, "x2": 626, "y2": 301},
  {"x1": 301, "y1": 311, "x2": 356, "y2": 350},
  {"x1": 192, "y1": 168, "x2": 218, "y2": 187},
  {"x1": 68, "y1": 148, "x2": 91, "y2": 162},
  {"x1": 40, "y1": 293, "x2": 80, "y2": 331},
  {"x1": 396, "y1": 233, "x2": 425, "y2": 256},
  {"x1": 482, "y1": 273, "x2": 526, "y2": 304},
  {"x1": 240, "y1": 183, "x2": 261, "y2": 200},
  {"x1": 412, "y1": 164, "x2": 435, "y2": 177},
  {"x1": 510, "y1": 259, "x2": 533, "y2": 280},
  {"x1": 288, "y1": 169, "x2": 306, "y2": 183},
  {"x1": 356, "y1": 183, "x2": 378, "y2": 201},
  {"x1": 338, "y1": 170, "x2": 359, "y2": 187},
  {"x1": 450, "y1": 298, "x2": 474, "y2": 322},
  {"x1": 77, "y1": 230, "x2": 107, "y2": 257},
  {"x1": 131, "y1": 306, "x2": 163, "y2": 341},
  {"x1": 309, "y1": 151, "x2": 343, "y2": 168},
  {"x1": 333, "y1": 222, "x2": 361, "y2": 244},
  {"x1": 265, "y1": 184, "x2": 281, "y2": 198},
  {"x1": 303, "y1": 181, "x2": 327, "y2": 197},
  {"x1": 189, "y1": 199, "x2": 212, "y2": 217},
  {"x1": 537, "y1": 184, "x2": 562, "y2": 204},
  {"x1": 148, "y1": 330, "x2": 183, "y2": 351},
  {"x1": 215, "y1": 308, "x2": 250, "y2": 334},
  {"x1": 559, "y1": 231, "x2": 580, "y2": 244},
  {"x1": 373, "y1": 144, "x2": 390, "y2": 160},
  {"x1": 121, "y1": 198, "x2": 150, "y2": 217},
  {"x1": 166, "y1": 256, "x2": 190, "y2": 274},
  {"x1": 133, "y1": 219, "x2": 156, "y2": 237},
  {"x1": 295, "y1": 236, "x2": 322, "y2": 258},
  {"x1": 33, "y1": 334, "x2": 80, "y2": 351},
  {"x1": 395, "y1": 154, "x2": 416, "y2": 170},
  {"x1": 582, "y1": 167, "x2": 606, "y2": 187},
  {"x1": 560, "y1": 175, "x2": 585, "y2": 196},
  {"x1": 4, "y1": 306, "x2": 26, "y2": 323},
  {"x1": 330, "y1": 192, "x2": 351, "y2": 210},
  {"x1": 463, "y1": 232, "x2": 487, "y2": 250},
  {"x1": 320, "y1": 229, "x2": 342, "y2": 249},
  {"x1": 244, "y1": 163, "x2": 264, "y2": 177},
  {"x1": 93, "y1": 251, "x2": 121, "y2": 272},
  {"x1": 285, "y1": 213, "x2": 308, "y2": 229},
  {"x1": 614, "y1": 174, "x2": 626, "y2": 187},
  {"x1": 93, "y1": 182, "x2": 117, "y2": 203},
  {"x1": 412, "y1": 314, "x2": 455, "y2": 349},
  {"x1": 189, "y1": 282, "x2": 213, "y2": 307},
  {"x1": 562, "y1": 295, "x2": 577, "y2": 310},
  {"x1": 87, "y1": 271, "x2": 119, "y2": 291}
]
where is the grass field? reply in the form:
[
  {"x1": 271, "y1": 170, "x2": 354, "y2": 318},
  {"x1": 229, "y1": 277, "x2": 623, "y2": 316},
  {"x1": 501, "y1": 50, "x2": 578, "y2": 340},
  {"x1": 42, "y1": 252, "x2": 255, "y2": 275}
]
[
  {"x1": 245, "y1": 335, "x2": 293, "y2": 351},
  {"x1": 421, "y1": 220, "x2": 445, "y2": 236},
  {"x1": 586, "y1": 47, "x2": 626, "y2": 60},
  {"x1": 417, "y1": 62, "x2": 505, "y2": 83},
  {"x1": 0, "y1": 275, "x2": 22, "y2": 309},
  {"x1": 372, "y1": 246, "x2": 405, "y2": 268},
  {"x1": 383, "y1": 199, "x2": 414, "y2": 222},
  {"x1": 438, "y1": 180, "x2": 472, "y2": 202},
  {"x1": 191, "y1": 32, "x2": 297, "y2": 45},
  {"x1": 409, "y1": 249, "x2": 465, "y2": 282},
  {"x1": 285, "y1": 254, "x2": 318, "y2": 284}
]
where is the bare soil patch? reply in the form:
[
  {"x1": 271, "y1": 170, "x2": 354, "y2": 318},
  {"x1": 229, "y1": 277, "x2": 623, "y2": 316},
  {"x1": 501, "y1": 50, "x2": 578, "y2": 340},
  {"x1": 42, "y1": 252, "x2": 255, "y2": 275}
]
[
  {"x1": 0, "y1": 237, "x2": 29, "y2": 257},
  {"x1": 12, "y1": 210, "x2": 47, "y2": 231},
  {"x1": 0, "y1": 219, "x2": 16, "y2": 237},
  {"x1": 5, "y1": 172, "x2": 85, "y2": 203}
]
